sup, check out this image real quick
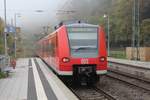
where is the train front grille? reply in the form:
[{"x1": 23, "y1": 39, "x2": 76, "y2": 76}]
[{"x1": 73, "y1": 64, "x2": 96, "y2": 75}]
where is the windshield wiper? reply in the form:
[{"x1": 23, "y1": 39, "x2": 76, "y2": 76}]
[{"x1": 72, "y1": 46, "x2": 96, "y2": 52}]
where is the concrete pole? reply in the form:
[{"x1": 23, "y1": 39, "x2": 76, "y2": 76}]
[
  {"x1": 14, "y1": 13, "x2": 17, "y2": 58},
  {"x1": 107, "y1": 15, "x2": 110, "y2": 57},
  {"x1": 4, "y1": 0, "x2": 8, "y2": 56}
]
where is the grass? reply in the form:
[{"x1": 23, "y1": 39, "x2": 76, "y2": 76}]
[
  {"x1": 109, "y1": 50, "x2": 126, "y2": 59},
  {"x1": 0, "y1": 71, "x2": 7, "y2": 79}
]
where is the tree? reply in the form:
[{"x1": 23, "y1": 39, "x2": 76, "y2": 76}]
[
  {"x1": 58, "y1": 0, "x2": 150, "y2": 48},
  {"x1": 0, "y1": 18, "x2": 4, "y2": 54},
  {"x1": 140, "y1": 19, "x2": 150, "y2": 46}
]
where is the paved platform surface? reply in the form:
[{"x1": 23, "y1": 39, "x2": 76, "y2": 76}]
[
  {"x1": 108, "y1": 57, "x2": 150, "y2": 68},
  {"x1": 108, "y1": 57, "x2": 150, "y2": 82},
  {"x1": 0, "y1": 58, "x2": 28, "y2": 100},
  {"x1": 0, "y1": 58, "x2": 78, "y2": 100}
]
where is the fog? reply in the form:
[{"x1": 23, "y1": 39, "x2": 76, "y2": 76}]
[{"x1": 0, "y1": 0, "x2": 67, "y2": 35}]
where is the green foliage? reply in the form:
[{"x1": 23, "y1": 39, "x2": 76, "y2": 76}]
[
  {"x1": 0, "y1": 18, "x2": 4, "y2": 34},
  {"x1": 0, "y1": 37, "x2": 4, "y2": 54},
  {"x1": 58, "y1": 0, "x2": 150, "y2": 48},
  {"x1": 140, "y1": 19, "x2": 150, "y2": 46},
  {"x1": 110, "y1": 50, "x2": 126, "y2": 59},
  {"x1": 0, "y1": 71, "x2": 7, "y2": 79},
  {"x1": 58, "y1": 0, "x2": 133, "y2": 46},
  {"x1": 110, "y1": 0, "x2": 133, "y2": 44},
  {"x1": 0, "y1": 18, "x2": 4, "y2": 54},
  {"x1": 0, "y1": 17, "x2": 16, "y2": 56}
]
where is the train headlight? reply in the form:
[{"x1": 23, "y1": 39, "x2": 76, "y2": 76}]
[
  {"x1": 62, "y1": 57, "x2": 70, "y2": 63},
  {"x1": 100, "y1": 57, "x2": 106, "y2": 62}
]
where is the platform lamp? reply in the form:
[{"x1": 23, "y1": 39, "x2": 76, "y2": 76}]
[
  {"x1": 103, "y1": 14, "x2": 110, "y2": 57},
  {"x1": 3, "y1": 0, "x2": 10, "y2": 68}
]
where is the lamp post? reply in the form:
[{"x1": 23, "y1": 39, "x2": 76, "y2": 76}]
[
  {"x1": 104, "y1": 14, "x2": 110, "y2": 57},
  {"x1": 4, "y1": 0, "x2": 8, "y2": 56},
  {"x1": 14, "y1": 13, "x2": 21, "y2": 58}
]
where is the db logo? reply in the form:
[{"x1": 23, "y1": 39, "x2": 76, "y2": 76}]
[{"x1": 81, "y1": 59, "x2": 89, "y2": 64}]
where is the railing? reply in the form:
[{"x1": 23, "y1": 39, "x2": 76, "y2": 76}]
[{"x1": 0, "y1": 55, "x2": 10, "y2": 72}]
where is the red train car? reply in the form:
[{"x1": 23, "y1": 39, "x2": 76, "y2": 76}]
[{"x1": 36, "y1": 22, "x2": 107, "y2": 84}]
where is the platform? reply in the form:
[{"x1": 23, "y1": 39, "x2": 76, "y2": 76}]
[
  {"x1": 108, "y1": 57, "x2": 150, "y2": 82},
  {"x1": 0, "y1": 58, "x2": 78, "y2": 100},
  {"x1": 108, "y1": 57, "x2": 150, "y2": 69}
]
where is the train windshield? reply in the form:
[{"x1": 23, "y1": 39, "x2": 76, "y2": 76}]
[{"x1": 67, "y1": 27, "x2": 98, "y2": 58}]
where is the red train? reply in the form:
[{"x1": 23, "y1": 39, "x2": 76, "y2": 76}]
[{"x1": 36, "y1": 22, "x2": 107, "y2": 84}]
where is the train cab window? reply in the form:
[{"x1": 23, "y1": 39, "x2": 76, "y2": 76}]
[{"x1": 67, "y1": 27, "x2": 98, "y2": 58}]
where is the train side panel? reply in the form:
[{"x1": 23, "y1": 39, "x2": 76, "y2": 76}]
[
  {"x1": 97, "y1": 27, "x2": 107, "y2": 73},
  {"x1": 57, "y1": 26, "x2": 72, "y2": 75},
  {"x1": 45, "y1": 33, "x2": 60, "y2": 73}
]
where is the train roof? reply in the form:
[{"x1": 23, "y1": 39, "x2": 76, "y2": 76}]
[
  {"x1": 66, "y1": 23, "x2": 99, "y2": 28},
  {"x1": 38, "y1": 23, "x2": 99, "y2": 41}
]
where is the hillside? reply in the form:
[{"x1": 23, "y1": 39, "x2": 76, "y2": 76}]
[{"x1": 57, "y1": 0, "x2": 150, "y2": 47}]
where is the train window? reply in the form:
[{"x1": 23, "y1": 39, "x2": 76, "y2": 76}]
[
  {"x1": 67, "y1": 27, "x2": 98, "y2": 58},
  {"x1": 48, "y1": 35, "x2": 57, "y2": 57}
]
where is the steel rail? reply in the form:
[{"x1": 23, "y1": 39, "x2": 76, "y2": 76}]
[
  {"x1": 108, "y1": 69, "x2": 150, "y2": 84},
  {"x1": 106, "y1": 70, "x2": 150, "y2": 92},
  {"x1": 68, "y1": 85, "x2": 116, "y2": 100},
  {"x1": 93, "y1": 86, "x2": 117, "y2": 100}
]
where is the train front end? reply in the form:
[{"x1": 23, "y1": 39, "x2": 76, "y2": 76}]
[{"x1": 59, "y1": 23, "x2": 107, "y2": 84}]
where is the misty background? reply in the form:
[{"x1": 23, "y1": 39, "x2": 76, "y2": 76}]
[{"x1": 0, "y1": 0, "x2": 150, "y2": 57}]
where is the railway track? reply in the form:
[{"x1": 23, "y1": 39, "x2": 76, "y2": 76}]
[
  {"x1": 107, "y1": 70, "x2": 150, "y2": 92},
  {"x1": 70, "y1": 85, "x2": 116, "y2": 100}
]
